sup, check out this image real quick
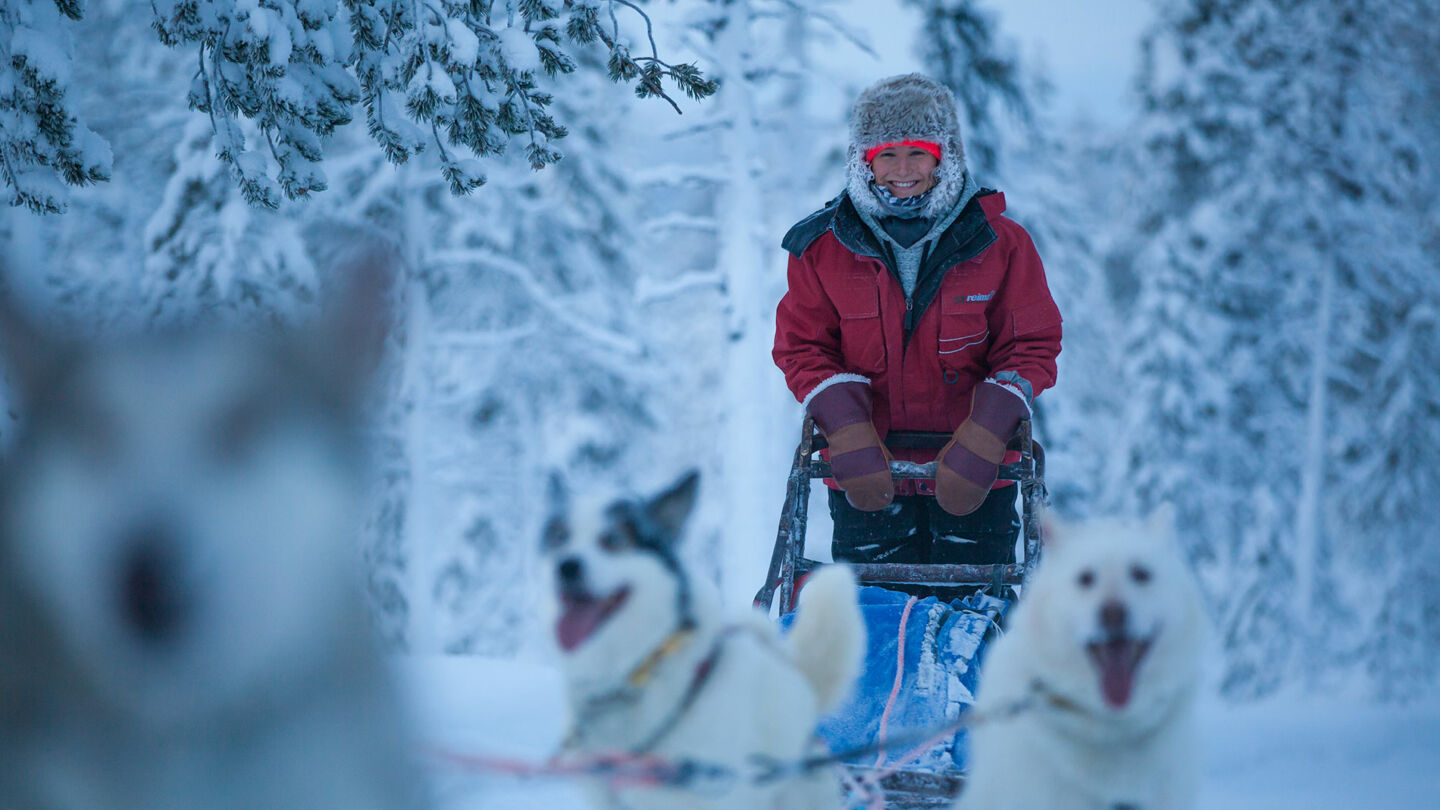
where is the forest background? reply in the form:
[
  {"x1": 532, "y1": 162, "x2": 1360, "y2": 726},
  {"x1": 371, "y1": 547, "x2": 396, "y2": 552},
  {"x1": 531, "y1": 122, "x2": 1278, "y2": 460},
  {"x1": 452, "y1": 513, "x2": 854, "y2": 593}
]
[{"x1": 4, "y1": 0, "x2": 1438, "y2": 702}]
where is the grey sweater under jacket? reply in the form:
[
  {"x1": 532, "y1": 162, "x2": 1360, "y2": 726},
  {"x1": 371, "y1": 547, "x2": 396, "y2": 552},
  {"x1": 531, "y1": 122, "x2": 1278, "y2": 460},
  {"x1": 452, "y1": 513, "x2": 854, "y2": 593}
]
[{"x1": 855, "y1": 171, "x2": 979, "y2": 298}]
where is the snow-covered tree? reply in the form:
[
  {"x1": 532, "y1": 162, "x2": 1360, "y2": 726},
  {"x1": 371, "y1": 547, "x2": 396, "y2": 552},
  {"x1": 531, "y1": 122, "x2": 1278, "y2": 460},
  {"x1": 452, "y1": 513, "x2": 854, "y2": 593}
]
[
  {"x1": 1, "y1": 0, "x2": 111, "y2": 213},
  {"x1": 1117, "y1": 0, "x2": 1440, "y2": 697},
  {"x1": 13, "y1": 0, "x2": 195, "y2": 322},
  {"x1": 8, "y1": 0, "x2": 705, "y2": 653},
  {"x1": 143, "y1": 118, "x2": 321, "y2": 325},
  {"x1": 624, "y1": 0, "x2": 885, "y2": 600},
  {"x1": 303, "y1": 45, "x2": 664, "y2": 653},
  {"x1": 909, "y1": 0, "x2": 1121, "y2": 520},
  {"x1": 903, "y1": 0, "x2": 1035, "y2": 174},
  {"x1": 148, "y1": 0, "x2": 718, "y2": 206},
  {"x1": 20, "y1": 0, "x2": 322, "y2": 328}
]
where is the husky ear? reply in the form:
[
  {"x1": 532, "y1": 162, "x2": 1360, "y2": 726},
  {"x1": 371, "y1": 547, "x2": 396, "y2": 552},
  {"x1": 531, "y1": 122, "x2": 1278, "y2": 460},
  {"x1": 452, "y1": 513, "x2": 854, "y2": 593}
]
[
  {"x1": 545, "y1": 470, "x2": 568, "y2": 516},
  {"x1": 0, "y1": 274, "x2": 65, "y2": 408},
  {"x1": 324, "y1": 255, "x2": 394, "y2": 393},
  {"x1": 645, "y1": 470, "x2": 700, "y2": 545},
  {"x1": 303, "y1": 223, "x2": 399, "y2": 403},
  {"x1": 1147, "y1": 502, "x2": 1177, "y2": 539}
]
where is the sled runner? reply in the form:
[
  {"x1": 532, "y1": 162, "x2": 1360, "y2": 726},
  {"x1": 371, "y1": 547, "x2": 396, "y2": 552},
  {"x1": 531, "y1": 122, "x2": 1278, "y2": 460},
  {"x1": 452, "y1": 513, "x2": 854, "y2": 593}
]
[{"x1": 756, "y1": 418, "x2": 1047, "y2": 809}]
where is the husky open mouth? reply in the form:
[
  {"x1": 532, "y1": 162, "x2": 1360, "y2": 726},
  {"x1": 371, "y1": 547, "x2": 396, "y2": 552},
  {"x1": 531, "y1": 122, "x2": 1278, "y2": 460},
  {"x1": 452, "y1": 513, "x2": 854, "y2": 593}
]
[
  {"x1": 1086, "y1": 636, "x2": 1152, "y2": 709},
  {"x1": 556, "y1": 587, "x2": 631, "y2": 652}
]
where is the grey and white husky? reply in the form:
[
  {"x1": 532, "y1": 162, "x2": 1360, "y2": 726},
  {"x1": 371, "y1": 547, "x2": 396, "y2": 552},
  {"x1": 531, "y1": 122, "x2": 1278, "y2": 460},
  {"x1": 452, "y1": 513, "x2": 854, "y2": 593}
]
[
  {"x1": 540, "y1": 471, "x2": 866, "y2": 810},
  {"x1": 0, "y1": 263, "x2": 419, "y2": 809}
]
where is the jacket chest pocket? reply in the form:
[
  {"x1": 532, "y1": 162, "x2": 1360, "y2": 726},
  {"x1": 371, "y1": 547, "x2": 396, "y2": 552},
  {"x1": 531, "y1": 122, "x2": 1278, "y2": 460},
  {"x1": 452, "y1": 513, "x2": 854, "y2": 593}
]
[
  {"x1": 832, "y1": 282, "x2": 887, "y2": 375},
  {"x1": 938, "y1": 295, "x2": 990, "y2": 372}
]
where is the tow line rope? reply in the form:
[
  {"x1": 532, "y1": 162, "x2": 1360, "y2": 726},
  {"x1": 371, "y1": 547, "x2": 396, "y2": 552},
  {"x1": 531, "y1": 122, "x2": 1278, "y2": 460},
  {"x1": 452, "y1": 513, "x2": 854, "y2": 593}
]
[
  {"x1": 873, "y1": 595, "x2": 920, "y2": 769},
  {"x1": 426, "y1": 684, "x2": 1043, "y2": 800},
  {"x1": 747, "y1": 686, "x2": 1040, "y2": 784},
  {"x1": 428, "y1": 748, "x2": 740, "y2": 797}
]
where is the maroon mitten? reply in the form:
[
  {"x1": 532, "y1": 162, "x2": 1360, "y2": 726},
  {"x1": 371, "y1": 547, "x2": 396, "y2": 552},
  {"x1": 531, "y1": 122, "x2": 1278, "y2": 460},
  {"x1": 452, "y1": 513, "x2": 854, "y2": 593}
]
[
  {"x1": 935, "y1": 381, "x2": 1027, "y2": 516},
  {"x1": 807, "y1": 382, "x2": 894, "y2": 511}
]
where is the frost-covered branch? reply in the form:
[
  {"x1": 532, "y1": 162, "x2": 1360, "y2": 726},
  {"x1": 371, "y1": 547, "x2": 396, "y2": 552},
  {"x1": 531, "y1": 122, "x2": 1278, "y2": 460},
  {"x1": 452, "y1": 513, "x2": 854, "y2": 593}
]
[
  {"x1": 427, "y1": 247, "x2": 644, "y2": 357},
  {"x1": 145, "y1": 0, "x2": 717, "y2": 206},
  {"x1": 635, "y1": 270, "x2": 723, "y2": 305},
  {"x1": 905, "y1": 0, "x2": 1036, "y2": 171},
  {"x1": 586, "y1": 0, "x2": 718, "y2": 115},
  {"x1": 152, "y1": 0, "x2": 360, "y2": 207},
  {"x1": 771, "y1": 0, "x2": 877, "y2": 59},
  {"x1": 0, "y1": 0, "x2": 112, "y2": 213}
]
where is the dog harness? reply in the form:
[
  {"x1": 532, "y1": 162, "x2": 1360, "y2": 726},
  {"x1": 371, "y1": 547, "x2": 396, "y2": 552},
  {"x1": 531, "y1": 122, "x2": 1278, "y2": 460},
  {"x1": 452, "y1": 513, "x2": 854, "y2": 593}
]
[
  {"x1": 564, "y1": 625, "x2": 695, "y2": 743},
  {"x1": 1029, "y1": 678, "x2": 1153, "y2": 810},
  {"x1": 563, "y1": 626, "x2": 746, "y2": 758},
  {"x1": 627, "y1": 628, "x2": 738, "y2": 754},
  {"x1": 1029, "y1": 677, "x2": 1092, "y2": 717},
  {"x1": 626, "y1": 627, "x2": 696, "y2": 689}
]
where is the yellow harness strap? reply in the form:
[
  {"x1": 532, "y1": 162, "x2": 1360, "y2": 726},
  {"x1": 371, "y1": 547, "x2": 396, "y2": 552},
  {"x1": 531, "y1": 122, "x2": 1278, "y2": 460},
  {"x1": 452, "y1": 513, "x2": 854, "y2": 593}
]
[{"x1": 626, "y1": 627, "x2": 695, "y2": 689}]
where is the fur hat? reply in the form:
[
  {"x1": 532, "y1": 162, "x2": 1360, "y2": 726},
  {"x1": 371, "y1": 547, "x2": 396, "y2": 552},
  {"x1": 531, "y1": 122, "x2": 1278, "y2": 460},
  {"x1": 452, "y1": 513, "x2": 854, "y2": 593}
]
[{"x1": 846, "y1": 74, "x2": 967, "y2": 220}]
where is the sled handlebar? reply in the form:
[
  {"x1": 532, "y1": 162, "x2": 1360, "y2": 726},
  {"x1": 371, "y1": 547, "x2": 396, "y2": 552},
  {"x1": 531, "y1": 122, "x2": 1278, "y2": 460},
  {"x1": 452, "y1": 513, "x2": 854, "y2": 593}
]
[{"x1": 754, "y1": 418, "x2": 1048, "y2": 614}]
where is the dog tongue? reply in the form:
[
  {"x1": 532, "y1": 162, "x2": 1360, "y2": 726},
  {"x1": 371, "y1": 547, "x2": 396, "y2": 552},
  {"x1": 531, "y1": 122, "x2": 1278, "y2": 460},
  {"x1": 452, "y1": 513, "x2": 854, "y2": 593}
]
[
  {"x1": 1092, "y1": 640, "x2": 1141, "y2": 709},
  {"x1": 556, "y1": 597, "x2": 604, "y2": 652},
  {"x1": 556, "y1": 590, "x2": 627, "y2": 652}
]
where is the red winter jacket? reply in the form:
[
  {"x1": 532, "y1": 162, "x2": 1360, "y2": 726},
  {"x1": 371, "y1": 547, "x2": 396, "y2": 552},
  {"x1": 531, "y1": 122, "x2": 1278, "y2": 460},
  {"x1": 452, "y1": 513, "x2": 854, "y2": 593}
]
[{"x1": 773, "y1": 190, "x2": 1062, "y2": 496}]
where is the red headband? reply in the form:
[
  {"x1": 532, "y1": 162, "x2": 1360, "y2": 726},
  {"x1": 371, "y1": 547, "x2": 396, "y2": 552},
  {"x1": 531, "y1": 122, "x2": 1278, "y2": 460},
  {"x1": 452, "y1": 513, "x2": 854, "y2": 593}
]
[{"x1": 864, "y1": 140, "x2": 942, "y2": 164}]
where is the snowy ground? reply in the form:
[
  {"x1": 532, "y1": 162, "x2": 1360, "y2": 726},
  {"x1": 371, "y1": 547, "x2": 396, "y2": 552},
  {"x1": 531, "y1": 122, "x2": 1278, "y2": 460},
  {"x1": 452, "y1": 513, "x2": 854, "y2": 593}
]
[{"x1": 398, "y1": 655, "x2": 1440, "y2": 809}]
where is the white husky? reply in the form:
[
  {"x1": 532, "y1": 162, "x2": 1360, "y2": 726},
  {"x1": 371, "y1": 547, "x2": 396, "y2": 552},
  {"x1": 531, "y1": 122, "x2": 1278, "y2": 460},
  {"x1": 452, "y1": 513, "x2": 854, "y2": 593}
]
[
  {"x1": 0, "y1": 263, "x2": 420, "y2": 810},
  {"x1": 958, "y1": 508, "x2": 1206, "y2": 810},
  {"x1": 541, "y1": 472, "x2": 866, "y2": 810}
]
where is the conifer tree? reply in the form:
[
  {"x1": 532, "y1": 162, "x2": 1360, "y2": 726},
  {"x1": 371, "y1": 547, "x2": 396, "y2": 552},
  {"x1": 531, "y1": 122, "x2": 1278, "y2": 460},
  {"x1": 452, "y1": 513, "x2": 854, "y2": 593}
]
[
  {"x1": 642, "y1": 0, "x2": 876, "y2": 598},
  {"x1": 908, "y1": 0, "x2": 1121, "y2": 518},
  {"x1": 903, "y1": 0, "x2": 1034, "y2": 173},
  {"x1": 148, "y1": 0, "x2": 717, "y2": 206},
  {"x1": 310, "y1": 52, "x2": 657, "y2": 653},
  {"x1": 143, "y1": 118, "x2": 320, "y2": 326},
  {"x1": 7, "y1": 1, "x2": 716, "y2": 211},
  {"x1": 1121, "y1": 0, "x2": 1440, "y2": 696},
  {"x1": 1, "y1": 0, "x2": 111, "y2": 213}
]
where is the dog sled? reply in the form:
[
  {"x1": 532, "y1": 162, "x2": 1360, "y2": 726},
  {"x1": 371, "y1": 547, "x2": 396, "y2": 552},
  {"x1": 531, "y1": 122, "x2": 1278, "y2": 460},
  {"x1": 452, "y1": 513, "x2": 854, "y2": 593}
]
[{"x1": 754, "y1": 417, "x2": 1047, "y2": 809}]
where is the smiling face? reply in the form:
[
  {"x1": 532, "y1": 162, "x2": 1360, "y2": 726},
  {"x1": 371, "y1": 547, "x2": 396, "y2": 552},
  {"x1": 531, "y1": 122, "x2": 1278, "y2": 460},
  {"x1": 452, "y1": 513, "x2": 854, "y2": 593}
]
[{"x1": 869, "y1": 145, "x2": 939, "y2": 198}]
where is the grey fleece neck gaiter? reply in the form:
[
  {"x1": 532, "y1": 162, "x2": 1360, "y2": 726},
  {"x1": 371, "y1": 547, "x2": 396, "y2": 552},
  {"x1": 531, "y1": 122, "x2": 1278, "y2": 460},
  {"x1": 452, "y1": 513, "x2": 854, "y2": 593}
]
[{"x1": 858, "y1": 170, "x2": 980, "y2": 298}]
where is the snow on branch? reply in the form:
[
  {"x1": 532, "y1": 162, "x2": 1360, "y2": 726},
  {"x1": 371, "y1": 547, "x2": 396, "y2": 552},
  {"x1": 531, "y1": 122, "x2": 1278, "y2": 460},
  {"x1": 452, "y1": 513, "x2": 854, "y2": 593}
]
[
  {"x1": 147, "y1": 0, "x2": 717, "y2": 207},
  {"x1": 635, "y1": 270, "x2": 722, "y2": 305},
  {"x1": 771, "y1": 0, "x2": 877, "y2": 59},
  {"x1": 0, "y1": 0, "x2": 113, "y2": 214},
  {"x1": 427, "y1": 247, "x2": 643, "y2": 357}
]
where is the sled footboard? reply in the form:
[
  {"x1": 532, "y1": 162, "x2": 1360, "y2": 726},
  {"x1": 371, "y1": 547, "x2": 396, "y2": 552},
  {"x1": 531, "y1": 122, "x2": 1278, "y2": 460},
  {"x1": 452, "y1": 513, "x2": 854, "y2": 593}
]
[{"x1": 845, "y1": 767, "x2": 964, "y2": 808}]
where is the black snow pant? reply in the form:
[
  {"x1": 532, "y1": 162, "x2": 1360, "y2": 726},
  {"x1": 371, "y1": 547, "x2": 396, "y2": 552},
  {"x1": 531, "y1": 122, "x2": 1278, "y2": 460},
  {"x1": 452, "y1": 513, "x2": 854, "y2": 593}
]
[{"x1": 828, "y1": 486, "x2": 1020, "y2": 567}]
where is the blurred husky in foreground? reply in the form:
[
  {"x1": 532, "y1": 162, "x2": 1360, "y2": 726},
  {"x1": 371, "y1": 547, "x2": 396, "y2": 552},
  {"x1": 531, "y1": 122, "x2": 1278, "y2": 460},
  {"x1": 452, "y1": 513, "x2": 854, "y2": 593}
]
[
  {"x1": 958, "y1": 508, "x2": 1206, "y2": 810},
  {"x1": 541, "y1": 472, "x2": 865, "y2": 810},
  {"x1": 0, "y1": 256, "x2": 419, "y2": 809}
]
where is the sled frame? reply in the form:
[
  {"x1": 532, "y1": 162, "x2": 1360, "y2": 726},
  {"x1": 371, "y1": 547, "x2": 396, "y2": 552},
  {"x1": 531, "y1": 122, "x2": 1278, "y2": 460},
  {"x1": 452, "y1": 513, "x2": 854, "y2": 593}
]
[
  {"x1": 752, "y1": 419, "x2": 1047, "y2": 808},
  {"x1": 753, "y1": 417, "x2": 1047, "y2": 621}
]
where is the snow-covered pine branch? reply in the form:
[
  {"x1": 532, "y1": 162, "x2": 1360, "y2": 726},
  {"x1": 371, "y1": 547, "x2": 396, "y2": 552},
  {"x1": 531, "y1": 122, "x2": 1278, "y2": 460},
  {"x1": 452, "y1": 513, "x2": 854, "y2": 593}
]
[
  {"x1": 904, "y1": 0, "x2": 1035, "y2": 173},
  {"x1": 0, "y1": 0, "x2": 112, "y2": 213},
  {"x1": 143, "y1": 117, "x2": 319, "y2": 326},
  {"x1": 146, "y1": 0, "x2": 718, "y2": 207}
]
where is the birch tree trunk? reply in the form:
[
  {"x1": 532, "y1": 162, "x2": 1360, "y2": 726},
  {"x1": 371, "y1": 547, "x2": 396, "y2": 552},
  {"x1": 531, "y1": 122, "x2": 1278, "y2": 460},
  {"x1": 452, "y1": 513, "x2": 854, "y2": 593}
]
[
  {"x1": 712, "y1": 0, "x2": 787, "y2": 605},
  {"x1": 399, "y1": 166, "x2": 440, "y2": 653},
  {"x1": 1294, "y1": 257, "x2": 1332, "y2": 628}
]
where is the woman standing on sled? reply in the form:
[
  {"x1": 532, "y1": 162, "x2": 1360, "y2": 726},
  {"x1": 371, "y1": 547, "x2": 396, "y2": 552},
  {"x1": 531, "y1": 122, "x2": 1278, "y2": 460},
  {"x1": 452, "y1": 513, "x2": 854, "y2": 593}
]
[{"x1": 772, "y1": 73, "x2": 1062, "y2": 568}]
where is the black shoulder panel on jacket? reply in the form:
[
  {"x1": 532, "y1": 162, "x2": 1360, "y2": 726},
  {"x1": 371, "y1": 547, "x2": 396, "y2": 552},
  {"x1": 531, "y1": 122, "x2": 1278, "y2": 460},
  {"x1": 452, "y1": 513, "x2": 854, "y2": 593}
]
[{"x1": 781, "y1": 196, "x2": 843, "y2": 257}]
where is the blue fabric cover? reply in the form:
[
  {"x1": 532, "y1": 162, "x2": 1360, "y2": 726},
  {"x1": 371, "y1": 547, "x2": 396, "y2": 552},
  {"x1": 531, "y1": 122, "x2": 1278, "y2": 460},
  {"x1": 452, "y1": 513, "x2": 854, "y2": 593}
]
[{"x1": 781, "y1": 585, "x2": 1009, "y2": 771}]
